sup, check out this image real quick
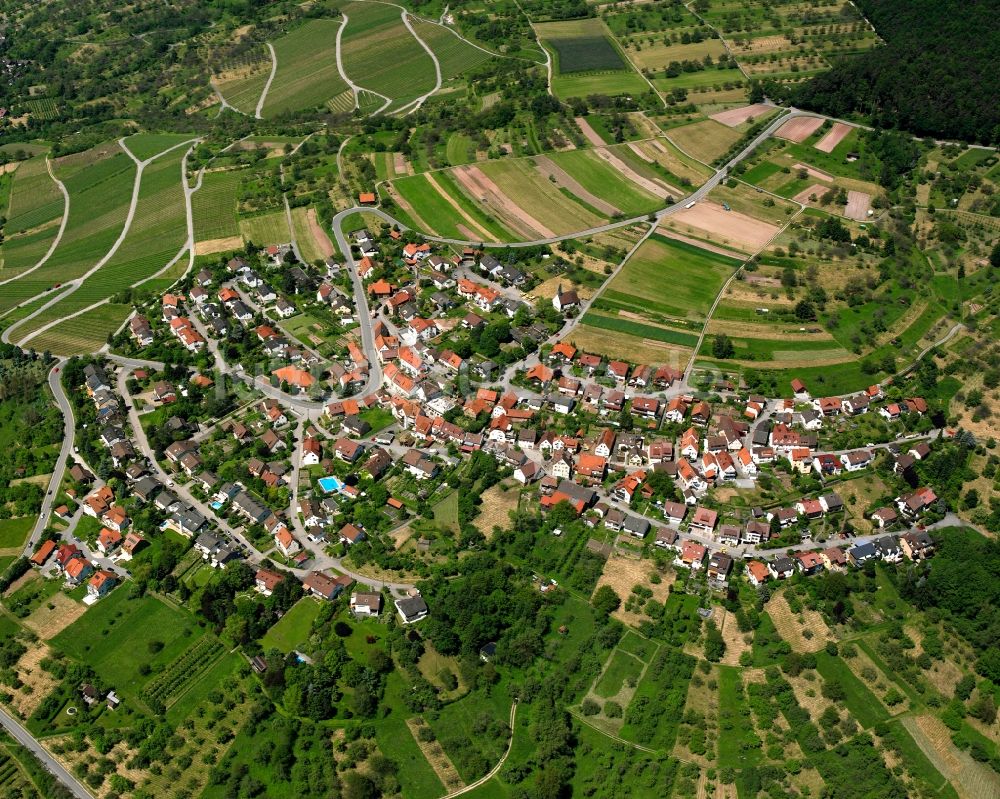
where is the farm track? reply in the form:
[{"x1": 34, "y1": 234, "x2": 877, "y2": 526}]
[
  {"x1": 335, "y1": 13, "x2": 391, "y2": 115},
  {"x1": 0, "y1": 158, "x2": 70, "y2": 289},
  {"x1": 396, "y1": 11, "x2": 442, "y2": 115},
  {"x1": 255, "y1": 42, "x2": 278, "y2": 119}
]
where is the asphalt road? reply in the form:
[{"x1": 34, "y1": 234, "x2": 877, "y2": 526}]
[
  {"x1": 23, "y1": 360, "x2": 74, "y2": 556},
  {"x1": 0, "y1": 706, "x2": 93, "y2": 799}
]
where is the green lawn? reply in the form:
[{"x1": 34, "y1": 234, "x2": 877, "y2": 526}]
[
  {"x1": 594, "y1": 649, "x2": 644, "y2": 698},
  {"x1": 0, "y1": 517, "x2": 33, "y2": 549},
  {"x1": 548, "y1": 149, "x2": 662, "y2": 216},
  {"x1": 260, "y1": 597, "x2": 322, "y2": 653},
  {"x1": 377, "y1": 673, "x2": 447, "y2": 799},
  {"x1": 432, "y1": 491, "x2": 460, "y2": 532},
  {"x1": 580, "y1": 312, "x2": 699, "y2": 347},
  {"x1": 51, "y1": 590, "x2": 205, "y2": 706},
  {"x1": 239, "y1": 208, "x2": 291, "y2": 246}
]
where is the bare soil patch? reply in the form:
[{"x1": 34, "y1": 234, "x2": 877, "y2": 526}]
[
  {"x1": 305, "y1": 208, "x2": 335, "y2": 258},
  {"x1": 732, "y1": 35, "x2": 791, "y2": 54},
  {"x1": 844, "y1": 190, "x2": 871, "y2": 221},
  {"x1": 194, "y1": 236, "x2": 243, "y2": 255},
  {"x1": 474, "y1": 482, "x2": 522, "y2": 538},
  {"x1": 10, "y1": 643, "x2": 59, "y2": 718},
  {"x1": 3, "y1": 569, "x2": 38, "y2": 598},
  {"x1": 668, "y1": 201, "x2": 780, "y2": 251},
  {"x1": 566, "y1": 325, "x2": 694, "y2": 367},
  {"x1": 710, "y1": 103, "x2": 773, "y2": 127},
  {"x1": 454, "y1": 166, "x2": 556, "y2": 239},
  {"x1": 814, "y1": 122, "x2": 853, "y2": 153},
  {"x1": 593, "y1": 554, "x2": 674, "y2": 628},
  {"x1": 575, "y1": 116, "x2": 606, "y2": 147},
  {"x1": 529, "y1": 275, "x2": 595, "y2": 301},
  {"x1": 767, "y1": 592, "x2": 832, "y2": 652},
  {"x1": 406, "y1": 718, "x2": 465, "y2": 791},
  {"x1": 535, "y1": 155, "x2": 621, "y2": 216},
  {"x1": 22, "y1": 591, "x2": 87, "y2": 639},
  {"x1": 776, "y1": 117, "x2": 824, "y2": 143}
]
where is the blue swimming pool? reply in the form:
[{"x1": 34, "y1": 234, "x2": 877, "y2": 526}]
[
  {"x1": 210, "y1": 500, "x2": 223, "y2": 510},
  {"x1": 318, "y1": 476, "x2": 345, "y2": 493}
]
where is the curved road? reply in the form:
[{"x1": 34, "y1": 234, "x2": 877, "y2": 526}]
[
  {"x1": 0, "y1": 707, "x2": 92, "y2": 799},
  {"x1": 255, "y1": 42, "x2": 278, "y2": 119}
]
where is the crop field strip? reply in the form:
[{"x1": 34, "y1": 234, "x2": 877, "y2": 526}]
[
  {"x1": 535, "y1": 18, "x2": 649, "y2": 100},
  {"x1": 261, "y1": 19, "x2": 350, "y2": 117},
  {"x1": 546, "y1": 148, "x2": 664, "y2": 215},
  {"x1": 408, "y1": 18, "x2": 495, "y2": 82},
  {"x1": 192, "y1": 168, "x2": 242, "y2": 242},
  {"x1": 340, "y1": 3, "x2": 437, "y2": 112},
  {"x1": 15, "y1": 145, "x2": 190, "y2": 347},
  {"x1": 0, "y1": 144, "x2": 137, "y2": 316},
  {"x1": 213, "y1": 44, "x2": 272, "y2": 115},
  {"x1": 27, "y1": 303, "x2": 132, "y2": 355},
  {"x1": 141, "y1": 635, "x2": 226, "y2": 709}
]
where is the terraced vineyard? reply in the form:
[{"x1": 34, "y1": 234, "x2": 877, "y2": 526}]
[
  {"x1": 340, "y1": 2, "x2": 437, "y2": 113},
  {"x1": 193, "y1": 168, "x2": 242, "y2": 242},
  {"x1": 261, "y1": 19, "x2": 350, "y2": 117},
  {"x1": 27, "y1": 303, "x2": 132, "y2": 355},
  {"x1": 14, "y1": 142, "x2": 191, "y2": 347},
  {"x1": 0, "y1": 155, "x2": 64, "y2": 281},
  {"x1": 0, "y1": 143, "x2": 136, "y2": 316},
  {"x1": 409, "y1": 18, "x2": 495, "y2": 81}
]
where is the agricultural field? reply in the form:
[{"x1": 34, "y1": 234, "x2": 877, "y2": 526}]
[
  {"x1": 261, "y1": 19, "x2": 350, "y2": 117},
  {"x1": 535, "y1": 19, "x2": 649, "y2": 100},
  {"x1": 340, "y1": 2, "x2": 437, "y2": 114}
]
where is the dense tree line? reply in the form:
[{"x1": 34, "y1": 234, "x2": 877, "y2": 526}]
[{"x1": 787, "y1": 0, "x2": 1000, "y2": 144}]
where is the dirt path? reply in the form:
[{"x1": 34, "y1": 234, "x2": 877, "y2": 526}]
[
  {"x1": 453, "y1": 165, "x2": 556, "y2": 239},
  {"x1": 575, "y1": 116, "x2": 606, "y2": 147},
  {"x1": 306, "y1": 208, "x2": 335, "y2": 258},
  {"x1": 424, "y1": 172, "x2": 493, "y2": 240},
  {"x1": 593, "y1": 147, "x2": 670, "y2": 198},
  {"x1": 655, "y1": 228, "x2": 744, "y2": 258},
  {"x1": 534, "y1": 155, "x2": 622, "y2": 216},
  {"x1": 814, "y1": 121, "x2": 853, "y2": 153},
  {"x1": 255, "y1": 42, "x2": 278, "y2": 119},
  {"x1": 626, "y1": 141, "x2": 654, "y2": 163}
]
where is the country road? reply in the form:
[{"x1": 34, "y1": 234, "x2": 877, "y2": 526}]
[
  {"x1": 0, "y1": 707, "x2": 93, "y2": 799},
  {"x1": 255, "y1": 42, "x2": 277, "y2": 119}
]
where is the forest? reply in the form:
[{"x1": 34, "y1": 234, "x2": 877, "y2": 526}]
[{"x1": 789, "y1": 0, "x2": 999, "y2": 144}]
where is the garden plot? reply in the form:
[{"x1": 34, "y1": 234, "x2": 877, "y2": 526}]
[
  {"x1": 291, "y1": 206, "x2": 335, "y2": 263},
  {"x1": 9, "y1": 643, "x2": 59, "y2": 718},
  {"x1": 713, "y1": 607, "x2": 751, "y2": 666},
  {"x1": 22, "y1": 591, "x2": 87, "y2": 639},
  {"x1": 776, "y1": 116, "x2": 825, "y2": 143},
  {"x1": 673, "y1": 663, "x2": 719, "y2": 766},
  {"x1": 709, "y1": 103, "x2": 774, "y2": 127},
  {"x1": 239, "y1": 208, "x2": 291, "y2": 246},
  {"x1": 406, "y1": 717, "x2": 464, "y2": 792},
  {"x1": 844, "y1": 190, "x2": 871, "y2": 220},
  {"x1": 814, "y1": 121, "x2": 854, "y2": 153},
  {"x1": 548, "y1": 148, "x2": 665, "y2": 213},
  {"x1": 568, "y1": 322, "x2": 695, "y2": 369},
  {"x1": 262, "y1": 19, "x2": 350, "y2": 117},
  {"x1": 534, "y1": 155, "x2": 622, "y2": 216},
  {"x1": 473, "y1": 482, "x2": 522, "y2": 538}
]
